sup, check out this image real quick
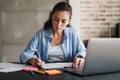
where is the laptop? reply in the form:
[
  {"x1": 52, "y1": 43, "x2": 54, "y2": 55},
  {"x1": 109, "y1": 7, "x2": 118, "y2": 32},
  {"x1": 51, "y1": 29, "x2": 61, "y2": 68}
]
[{"x1": 64, "y1": 38, "x2": 120, "y2": 76}]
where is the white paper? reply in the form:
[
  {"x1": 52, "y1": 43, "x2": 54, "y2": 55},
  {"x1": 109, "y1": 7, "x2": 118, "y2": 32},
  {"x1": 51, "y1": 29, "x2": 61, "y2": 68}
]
[
  {"x1": 42, "y1": 62, "x2": 72, "y2": 69},
  {"x1": 0, "y1": 62, "x2": 29, "y2": 73},
  {"x1": 0, "y1": 67, "x2": 22, "y2": 72},
  {"x1": 0, "y1": 62, "x2": 72, "y2": 72},
  {"x1": 0, "y1": 62, "x2": 25, "y2": 68}
]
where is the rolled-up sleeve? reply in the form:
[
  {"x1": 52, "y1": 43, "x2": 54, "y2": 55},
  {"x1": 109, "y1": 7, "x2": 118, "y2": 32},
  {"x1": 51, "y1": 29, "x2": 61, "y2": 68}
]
[
  {"x1": 73, "y1": 29, "x2": 86, "y2": 58},
  {"x1": 20, "y1": 32, "x2": 39, "y2": 63}
]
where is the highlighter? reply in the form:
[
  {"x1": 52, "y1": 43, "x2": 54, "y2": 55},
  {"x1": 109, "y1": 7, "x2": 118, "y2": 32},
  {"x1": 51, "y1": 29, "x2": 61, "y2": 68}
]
[
  {"x1": 33, "y1": 70, "x2": 45, "y2": 75},
  {"x1": 29, "y1": 70, "x2": 35, "y2": 76}
]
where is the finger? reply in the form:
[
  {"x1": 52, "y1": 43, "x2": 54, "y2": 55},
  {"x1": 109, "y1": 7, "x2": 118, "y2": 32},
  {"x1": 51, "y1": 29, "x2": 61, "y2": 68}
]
[
  {"x1": 72, "y1": 58, "x2": 77, "y2": 67},
  {"x1": 72, "y1": 58, "x2": 80, "y2": 68},
  {"x1": 76, "y1": 58, "x2": 82, "y2": 68},
  {"x1": 78, "y1": 59, "x2": 81, "y2": 68},
  {"x1": 41, "y1": 60, "x2": 45, "y2": 64},
  {"x1": 78, "y1": 58, "x2": 84, "y2": 70},
  {"x1": 35, "y1": 58, "x2": 45, "y2": 67},
  {"x1": 78, "y1": 58, "x2": 83, "y2": 67},
  {"x1": 31, "y1": 58, "x2": 36, "y2": 66},
  {"x1": 72, "y1": 59, "x2": 76, "y2": 67},
  {"x1": 75, "y1": 59, "x2": 79, "y2": 68},
  {"x1": 80, "y1": 62, "x2": 84, "y2": 70},
  {"x1": 31, "y1": 60, "x2": 38, "y2": 67},
  {"x1": 31, "y1": 58, "x2": 40, "y2": 67},
  {"x1": 35, "y1": 58, "x2": 41, "y2": 62}
]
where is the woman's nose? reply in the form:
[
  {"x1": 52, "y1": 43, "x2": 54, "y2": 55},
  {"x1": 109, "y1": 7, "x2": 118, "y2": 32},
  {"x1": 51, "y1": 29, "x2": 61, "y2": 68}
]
[{"x1": 57, "y1": 21, "x2": 62, "y2": 26}]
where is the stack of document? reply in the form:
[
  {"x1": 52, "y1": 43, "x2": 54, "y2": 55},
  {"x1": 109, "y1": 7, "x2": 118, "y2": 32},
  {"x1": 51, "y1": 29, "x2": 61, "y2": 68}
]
[{"x1": 0, "y1": 62, "x2": 29, "y2": 73}]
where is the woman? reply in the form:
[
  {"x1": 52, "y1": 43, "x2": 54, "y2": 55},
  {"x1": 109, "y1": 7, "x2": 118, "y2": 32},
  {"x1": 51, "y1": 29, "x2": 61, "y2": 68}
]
[{"x1": 20, "y1": 2, "x2": 86, "y2": 69}]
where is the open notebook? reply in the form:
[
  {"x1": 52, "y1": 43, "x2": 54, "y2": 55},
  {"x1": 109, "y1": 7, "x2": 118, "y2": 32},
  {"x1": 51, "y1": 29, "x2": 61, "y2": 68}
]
[{"x1": 42, "y1": 62, "x2": 72, "y2": 69}]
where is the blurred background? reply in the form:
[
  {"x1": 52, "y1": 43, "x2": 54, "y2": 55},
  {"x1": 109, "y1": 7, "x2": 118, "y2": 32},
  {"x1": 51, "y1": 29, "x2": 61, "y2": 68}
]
[{"x1": 0, "y1": 0, "x2": 120, "y2": 62}]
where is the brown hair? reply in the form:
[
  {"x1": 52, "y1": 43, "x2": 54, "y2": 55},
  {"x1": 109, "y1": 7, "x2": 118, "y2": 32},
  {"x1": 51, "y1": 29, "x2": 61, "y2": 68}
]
[{"x1": 44, "y1": 2, "x2": 72, "y2": 30}]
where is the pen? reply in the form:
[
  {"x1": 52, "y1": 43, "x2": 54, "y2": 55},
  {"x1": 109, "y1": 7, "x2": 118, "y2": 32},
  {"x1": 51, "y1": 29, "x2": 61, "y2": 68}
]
[
  {"x1": 36, "y1": 49, "x2": 45, "y2": 68},
  {"x1": 36, "y1": 49, "x2": 41, "y2": 59},
  {"x1": 29, "y1": 70, "x2": 35, "y2": 76}
]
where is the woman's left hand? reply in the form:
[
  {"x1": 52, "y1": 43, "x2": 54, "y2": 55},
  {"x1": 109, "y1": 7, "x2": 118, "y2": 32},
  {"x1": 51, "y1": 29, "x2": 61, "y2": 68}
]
[{"x1": 72, "y1": 57, "x2": 85, "y2": 70}]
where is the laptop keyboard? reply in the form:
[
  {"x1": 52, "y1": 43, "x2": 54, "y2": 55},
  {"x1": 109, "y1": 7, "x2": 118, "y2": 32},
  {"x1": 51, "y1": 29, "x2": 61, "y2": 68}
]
[
  {"x1": 64, "y1": 67, "x2": 82, "y2": 75},
  {"x1": 72, "y1": 68, "x2": 82, "y2": 73}
]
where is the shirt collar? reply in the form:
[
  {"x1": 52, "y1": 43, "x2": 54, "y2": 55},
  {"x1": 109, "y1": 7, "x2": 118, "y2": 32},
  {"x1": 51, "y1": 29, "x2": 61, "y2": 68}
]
[
  {"x1": 45, "y1": 27, "x2": 53, "y2": 39},
  {"x1": 45, "y1": 27, "x2": 71, "y2": 39}
]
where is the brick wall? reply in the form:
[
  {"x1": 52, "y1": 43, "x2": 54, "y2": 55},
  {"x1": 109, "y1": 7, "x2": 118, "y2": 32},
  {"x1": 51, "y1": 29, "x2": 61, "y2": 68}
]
[
  {"x1": 0, "y1": 0, "x2": 2, "y2": 62},
  {"x1": 70, "y1": 0, "x2": 120, "y2": 40}
]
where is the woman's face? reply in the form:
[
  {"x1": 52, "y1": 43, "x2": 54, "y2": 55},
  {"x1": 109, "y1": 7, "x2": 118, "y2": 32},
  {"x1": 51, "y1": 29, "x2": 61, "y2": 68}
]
[{"x1": 52, "y1": 11, "x2": 70, "y2": 33}]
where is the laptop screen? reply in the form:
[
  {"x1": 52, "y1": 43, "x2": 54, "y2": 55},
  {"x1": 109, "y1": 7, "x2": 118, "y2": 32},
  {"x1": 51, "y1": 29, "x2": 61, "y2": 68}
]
[{"x1": 83, "y1": 38, "x2": 120, "y2": 75}]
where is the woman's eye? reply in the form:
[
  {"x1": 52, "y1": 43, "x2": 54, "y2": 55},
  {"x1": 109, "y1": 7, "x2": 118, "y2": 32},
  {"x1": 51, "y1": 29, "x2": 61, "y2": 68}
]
[
  {"x1": 62, "y1": 20, "x2": 66, "y2": 23},
  {"x1": 54, "y1": 18, "x2": 58, "y2": 21}
]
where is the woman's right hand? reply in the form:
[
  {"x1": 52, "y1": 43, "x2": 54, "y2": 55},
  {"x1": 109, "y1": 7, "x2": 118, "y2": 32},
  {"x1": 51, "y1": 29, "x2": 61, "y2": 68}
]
[{"x1": 28, "y1": 58, "x2": 45, "y2": 67}]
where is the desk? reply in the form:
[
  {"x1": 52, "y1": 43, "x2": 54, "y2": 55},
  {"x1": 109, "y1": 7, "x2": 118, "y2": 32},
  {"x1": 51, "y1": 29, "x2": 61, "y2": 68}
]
[
  {"x1": 1, "y1": 70, "x2": 120, "y2": 80},
  {"x1": 0, "y1": 70, "x2": 82, "y2": 80}
]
